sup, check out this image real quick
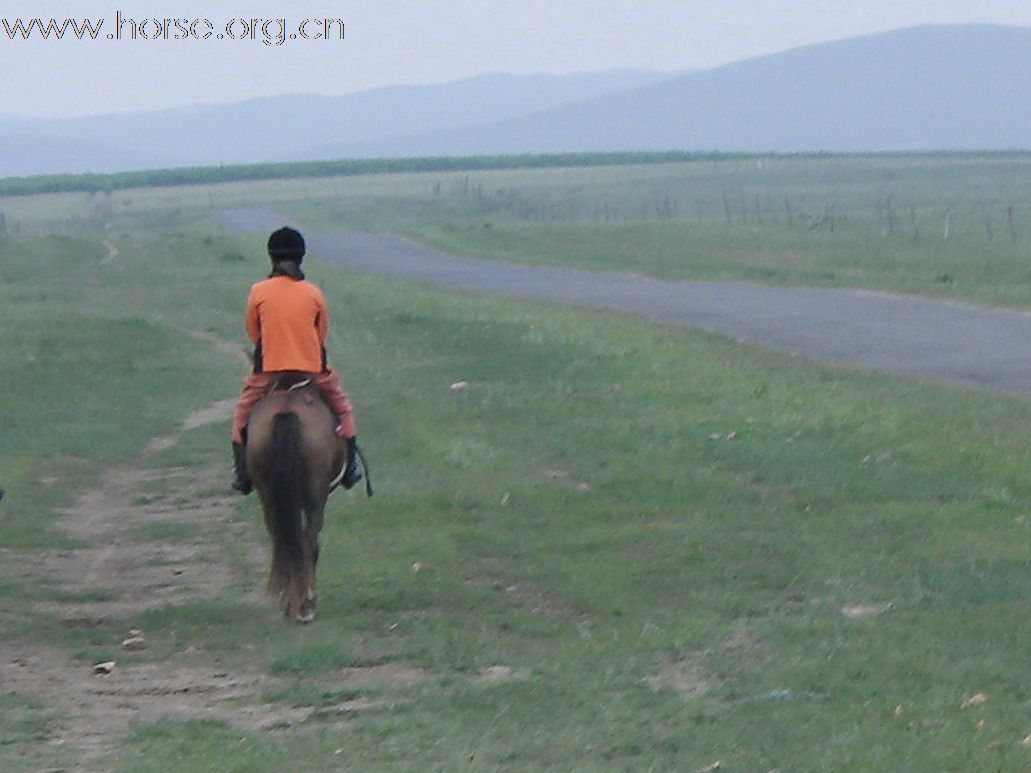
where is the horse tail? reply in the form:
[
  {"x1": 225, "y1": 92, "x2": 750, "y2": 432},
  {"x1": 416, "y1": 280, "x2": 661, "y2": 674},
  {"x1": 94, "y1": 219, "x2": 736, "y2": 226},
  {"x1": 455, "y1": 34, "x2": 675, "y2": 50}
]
[{"x1": 267, "y1": 412, "x2": 308, "y2": 595}]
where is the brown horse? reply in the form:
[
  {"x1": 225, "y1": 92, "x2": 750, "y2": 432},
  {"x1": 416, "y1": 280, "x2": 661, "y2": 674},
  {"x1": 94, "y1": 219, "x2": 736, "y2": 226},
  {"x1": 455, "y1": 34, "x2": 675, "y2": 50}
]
[{"x1": 246, "y1": 374, "x2": 345, "y2": 622}]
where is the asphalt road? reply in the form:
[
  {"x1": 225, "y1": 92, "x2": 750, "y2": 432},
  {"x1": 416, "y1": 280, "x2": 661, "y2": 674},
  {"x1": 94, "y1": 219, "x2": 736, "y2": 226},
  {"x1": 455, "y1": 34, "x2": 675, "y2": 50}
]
[{"x1": 218, "y1": 208, "x2": 1031, "y2": 396}]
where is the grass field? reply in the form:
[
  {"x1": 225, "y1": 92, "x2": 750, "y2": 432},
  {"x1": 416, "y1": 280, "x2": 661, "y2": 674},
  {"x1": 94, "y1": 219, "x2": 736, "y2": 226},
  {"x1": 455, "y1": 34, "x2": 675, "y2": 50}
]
[{"x1": 1, "y1": 156, "x2": 1031, "y2": 770}]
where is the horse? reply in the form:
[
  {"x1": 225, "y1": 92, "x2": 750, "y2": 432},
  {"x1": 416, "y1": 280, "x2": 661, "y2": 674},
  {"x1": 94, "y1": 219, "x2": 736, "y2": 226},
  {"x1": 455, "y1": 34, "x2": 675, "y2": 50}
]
[{"x1": 246, "y1": 373, "x2": 346, "y2": 622}]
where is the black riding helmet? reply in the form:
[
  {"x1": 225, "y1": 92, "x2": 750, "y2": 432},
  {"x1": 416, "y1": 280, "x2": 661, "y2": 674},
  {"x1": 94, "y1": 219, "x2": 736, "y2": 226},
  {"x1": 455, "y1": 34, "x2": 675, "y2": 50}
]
[{"x1": 267, "y1": 226, "x2": 305, "y2": 263}]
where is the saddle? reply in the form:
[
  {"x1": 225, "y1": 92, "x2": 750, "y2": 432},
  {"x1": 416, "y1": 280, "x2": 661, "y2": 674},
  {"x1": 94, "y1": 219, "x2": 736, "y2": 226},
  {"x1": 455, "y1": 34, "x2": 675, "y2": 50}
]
[{"x1": 266, "y1": 371, "x2": 319, "y2": 398}]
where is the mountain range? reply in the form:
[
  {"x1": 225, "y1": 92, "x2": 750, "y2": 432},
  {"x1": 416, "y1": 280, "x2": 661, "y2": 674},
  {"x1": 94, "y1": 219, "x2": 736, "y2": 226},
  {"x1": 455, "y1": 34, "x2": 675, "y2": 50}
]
[
  {"x1": 3, "y1": 24, "x2": 1031, "y2": 178},
  {"x1": 0, "y1": 70, "x2": 672, "y2": 177}
]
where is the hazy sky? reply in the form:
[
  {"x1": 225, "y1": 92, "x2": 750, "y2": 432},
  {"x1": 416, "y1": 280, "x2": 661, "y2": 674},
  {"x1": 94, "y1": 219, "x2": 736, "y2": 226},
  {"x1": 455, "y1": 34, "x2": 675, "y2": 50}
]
[{"x1": 4, "y1": 1, "x2": 1031, "y2": 117}]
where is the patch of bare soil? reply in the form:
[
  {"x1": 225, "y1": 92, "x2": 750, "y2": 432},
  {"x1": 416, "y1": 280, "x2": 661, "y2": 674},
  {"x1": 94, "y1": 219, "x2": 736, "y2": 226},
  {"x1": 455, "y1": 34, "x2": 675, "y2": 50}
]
[
  {"x1": 35, "y1": 463, "x2": 247, "y2": 621},
  {"x1": 644, "y1": 622, "x2": 767, "y2": 703},
  {"x1": 541, "y1": 466, "x2": 593, "y2": 493},
  {"x1": 99, "y1": 240, "x2": 119, "y2": 265},
  {"x1": 0, "y1": 391, "x2": 400, "y2": 770},
  {"x1": 467, "y1": 573, "x2": 589, "y2": 625},
  {"x1": 644, "y1": 654, "x2": 711, "y2": 700}
]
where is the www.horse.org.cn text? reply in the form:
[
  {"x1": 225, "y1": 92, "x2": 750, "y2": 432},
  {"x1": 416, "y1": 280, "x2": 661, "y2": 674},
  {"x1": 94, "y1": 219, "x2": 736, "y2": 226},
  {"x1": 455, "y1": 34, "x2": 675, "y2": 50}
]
[{"x1": 1, "y1": 12, "x2": 346, "y2": 46}]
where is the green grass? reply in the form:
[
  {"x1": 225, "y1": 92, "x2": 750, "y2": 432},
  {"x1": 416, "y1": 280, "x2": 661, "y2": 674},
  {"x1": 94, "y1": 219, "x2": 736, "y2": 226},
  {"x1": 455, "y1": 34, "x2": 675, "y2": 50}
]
[
  {"x1": 118, "y1": 261, "x2": 1031, "y2": 770},
  {"x1": 0, "y1": 692, "x2": 57, "y2": 745},
  {"x1": 0, "y1": 691, "x2": 64, "y2": 773},
  {"x1": 1, "y1": 162, "x2": 1031, "y2": 770},
  {"x1": 116, "y1": 720, "x2": 297, "y2": 773},
  {"x1": 0, "y1": 270, "x2": 235, "y2": 548}
]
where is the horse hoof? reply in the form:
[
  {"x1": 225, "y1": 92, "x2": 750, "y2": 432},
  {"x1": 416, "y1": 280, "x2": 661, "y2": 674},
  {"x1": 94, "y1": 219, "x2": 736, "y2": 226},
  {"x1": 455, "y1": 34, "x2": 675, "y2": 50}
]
[{"x1": 296, "y1": 598, "x2": 317, "y2": 623}]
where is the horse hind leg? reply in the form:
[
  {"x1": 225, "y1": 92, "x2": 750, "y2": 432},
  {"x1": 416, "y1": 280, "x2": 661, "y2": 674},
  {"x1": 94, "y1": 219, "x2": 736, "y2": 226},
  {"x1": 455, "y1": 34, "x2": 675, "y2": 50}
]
[
  {"x1": 261, "y1": 498, "x2": 308, "y2": 620},
  {"x1": 280, "y1": 512, "x2": 318, "y2": 623},
  {"x1": 296, "y1": 491, "x2": 328, "y2": 623},
  {"x1": 294, "y1": 538, "x2": 317, "y2": 623},
  {"x1": 297, "y1": 549, "x2": 317, "y2": 623},
  {"x1": 259, "y1": 494, "x2": 291, "y2": 598},
  {"x1": 296, "y1": 502, "x2": 326, "y2": 623},
  {"x1": 281, "y1": 541, "x2": 311, "y2": 622},
  {"x1": 294, "y1": 515, "x2": 325, "y2": 622}
]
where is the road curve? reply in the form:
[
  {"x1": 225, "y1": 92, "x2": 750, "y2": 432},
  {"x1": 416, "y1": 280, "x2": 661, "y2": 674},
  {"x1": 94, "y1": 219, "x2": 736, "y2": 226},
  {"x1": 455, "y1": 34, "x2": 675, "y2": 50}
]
[{"x1": 217, "y1": 208, "x2": 1031, "y2": 396}]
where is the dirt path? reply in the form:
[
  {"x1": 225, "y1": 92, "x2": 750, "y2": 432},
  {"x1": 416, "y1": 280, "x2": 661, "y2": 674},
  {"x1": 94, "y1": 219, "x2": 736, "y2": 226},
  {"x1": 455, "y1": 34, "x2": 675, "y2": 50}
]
[
  {"x1": 0, "y1": 396, "x2": 288, "y2": 768},
  {"x1": 218, "y1": 207, "x2": 1031, "y2": 397},
  {"x1": 99, "y1": 240, "x2": 119, "y2": 265}
]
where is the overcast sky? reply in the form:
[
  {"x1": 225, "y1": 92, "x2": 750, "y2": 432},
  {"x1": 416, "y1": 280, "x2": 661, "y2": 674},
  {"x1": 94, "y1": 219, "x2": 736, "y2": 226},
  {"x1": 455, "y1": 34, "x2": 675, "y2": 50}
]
[{"x1": 3, "y1": 1, "x2": 1031, "y2": 118}]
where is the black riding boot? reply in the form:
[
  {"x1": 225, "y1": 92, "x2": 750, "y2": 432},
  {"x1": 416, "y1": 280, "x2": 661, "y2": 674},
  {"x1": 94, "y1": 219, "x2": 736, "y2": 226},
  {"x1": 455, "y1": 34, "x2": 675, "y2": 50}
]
[
  {"x1": 342, "y1": 436, "x2": 363, "y2": 490},
  {"x1": 231, "y1": 441, "x2": 252, "y2": 495}
]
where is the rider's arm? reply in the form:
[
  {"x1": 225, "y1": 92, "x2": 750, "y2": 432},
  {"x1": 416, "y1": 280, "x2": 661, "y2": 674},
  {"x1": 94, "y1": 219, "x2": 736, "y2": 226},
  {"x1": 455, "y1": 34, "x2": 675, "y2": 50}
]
[
  {"x1": 245, "y1": 285, "x2": 262, "y2": 344},
  {"x1": 314, "y1": 287, "x2": 329, "y2": 344}
]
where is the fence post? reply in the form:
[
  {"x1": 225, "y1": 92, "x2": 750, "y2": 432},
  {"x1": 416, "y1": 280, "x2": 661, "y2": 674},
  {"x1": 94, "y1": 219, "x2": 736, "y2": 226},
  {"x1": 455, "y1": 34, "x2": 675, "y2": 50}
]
[{"x1": 981, "y1": 203, "x2": 994, "y2": 241}]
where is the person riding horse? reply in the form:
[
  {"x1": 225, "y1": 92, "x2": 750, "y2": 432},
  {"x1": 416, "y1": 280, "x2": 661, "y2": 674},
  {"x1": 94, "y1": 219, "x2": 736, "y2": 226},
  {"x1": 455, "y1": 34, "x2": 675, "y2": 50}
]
[{"x1": 231, "y1": 226, "x2": 360, "y2": 494}]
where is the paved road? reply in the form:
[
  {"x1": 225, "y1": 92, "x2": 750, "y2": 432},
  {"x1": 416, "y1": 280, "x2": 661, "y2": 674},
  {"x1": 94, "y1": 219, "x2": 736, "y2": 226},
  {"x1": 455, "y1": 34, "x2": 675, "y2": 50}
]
[{"x1": 218, "y1": 208, "x2": 1031, "y2": 396}]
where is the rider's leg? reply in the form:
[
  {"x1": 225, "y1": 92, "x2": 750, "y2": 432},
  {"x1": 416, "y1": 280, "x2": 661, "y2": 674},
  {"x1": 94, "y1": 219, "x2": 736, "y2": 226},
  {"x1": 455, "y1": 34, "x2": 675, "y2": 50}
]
[
  {"x1": 312, "y1": 368, "x2": 356, "y2": 438},
  {"x1": 313, "y1": 369, "x2": 362, "y2": 488},
  {"x1": 232, "y1": 373, "x2": 271, "y2": 444},
  {"x1": 231, "y1": 373, "x2": 272, "y2": 494}
]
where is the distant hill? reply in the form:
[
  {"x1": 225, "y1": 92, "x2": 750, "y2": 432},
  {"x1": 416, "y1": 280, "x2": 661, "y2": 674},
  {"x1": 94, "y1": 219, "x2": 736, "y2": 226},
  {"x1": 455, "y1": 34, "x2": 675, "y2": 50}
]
[
  {"x1": 0, "y1": 70, "x2": 674, "y2": 177},
  {"x1": 333, "y1": 24, "x2": 1031, "y2": 157},
  {"x1": 5, "y1": 24, "x2": 1031, "y2": 179},
  {"x1": 0, "y1": 135, "x2": 159, "y2": 178}
]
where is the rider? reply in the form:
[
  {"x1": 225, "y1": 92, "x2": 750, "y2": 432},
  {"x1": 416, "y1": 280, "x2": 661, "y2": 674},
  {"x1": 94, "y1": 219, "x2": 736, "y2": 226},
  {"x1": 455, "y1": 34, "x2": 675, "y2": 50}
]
[{"x1": 231, "y1": 226, "x2": 360, "y2": 494}]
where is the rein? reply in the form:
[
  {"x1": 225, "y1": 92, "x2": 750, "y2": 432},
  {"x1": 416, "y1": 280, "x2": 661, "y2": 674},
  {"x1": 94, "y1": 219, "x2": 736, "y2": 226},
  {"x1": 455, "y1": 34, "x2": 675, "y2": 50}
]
[
  {"x1": 355, "y1": 442, "x2": 374, "y2": 497},
  {"x1": 329, "y1": 440, "x2": 374, "y2": 497}
]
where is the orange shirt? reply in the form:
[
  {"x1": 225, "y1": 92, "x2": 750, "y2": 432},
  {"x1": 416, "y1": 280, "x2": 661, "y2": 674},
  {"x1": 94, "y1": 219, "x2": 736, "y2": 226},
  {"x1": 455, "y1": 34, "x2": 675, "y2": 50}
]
[{"x1": 246, "y1": 276, "x2": 328, "y2": 373}]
